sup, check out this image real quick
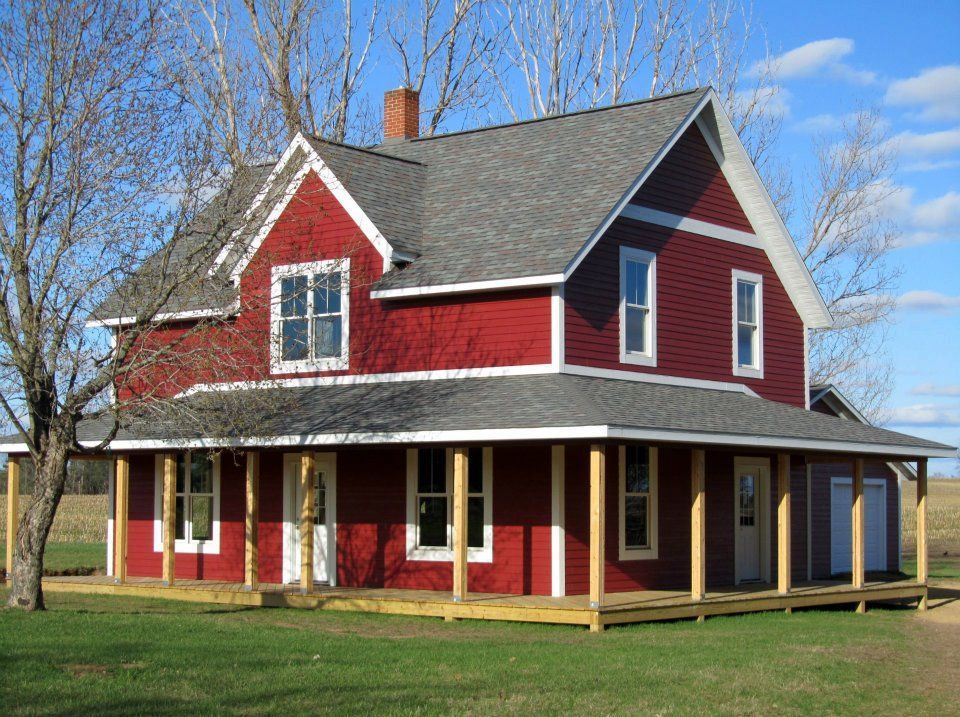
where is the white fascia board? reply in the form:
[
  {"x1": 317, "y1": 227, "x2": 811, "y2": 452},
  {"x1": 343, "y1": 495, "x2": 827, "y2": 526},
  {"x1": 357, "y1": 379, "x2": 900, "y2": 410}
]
[
  {"x1": 369, "y1": 273, "x2": 564, "y2": 300},
  {"x1": 7, "y1": 426, "x2": 953, "y2": 458},
  {"x1": 693, "y1": 98, "x2": 832, "y2": 329},
  {"x1": 619, "y1": 205, "x2": 763, "y2": 249},
  {"x1": 85, "y1": 305, "x2": 237, "y2": 329},
  {"x1": 561, "y1": 362, "x2": 759, "y2": 397}
]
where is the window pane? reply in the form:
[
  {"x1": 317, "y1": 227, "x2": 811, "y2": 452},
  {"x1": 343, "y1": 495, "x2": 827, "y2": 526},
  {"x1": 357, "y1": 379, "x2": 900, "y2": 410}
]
[
  {"x1": 468, "y1": 496, "x2": 484, "y2": 548},
  {"x1": 625, "y1": 306, "x2": 647, "y2": 353},
  {"x1": 191, "y1": 454, "x2": 213, "y2": 494},
  {"x1": 468, "y1": 447, "x2": 483, "y2": 494},
  {"x1": 313, "y1": 272, "x2": 342, "y2": 315},
  {"x1": 175, "y1": 496, "x2": 185, "y2": 540},
  {"x1": 738, "y1": 281, "x2": 756, "y2": 324},
  {"x1": 314, "y1": 473, "x2": 326, "y2": 526},
  {"x1": 418, "y1": 448, "x2": 446, "y2": 494},
  {"x1": 281, "y1": 318, "x2": 309, "y2": 361},
  {"x1": 738, "y1": 324, "x2": 755, "y2": 367},
  {"x1": 175, "y1": 454, "x2": 186, "y2": 494},
  {"x1": 624, "y1": 495, "x2": 648, "y2": 548},
  {"x1": 313, "y1": 316, "x2": 342, "y2": 358},
  {"x1": 328, "y1": 272, "x2": 341, "y2": 313},
  {"x1": 191, "y1": 496, "x2": 213, "y2": 541},
  {"x1": 281, "y1": 275, "x2": 307, "y2": 318},
  {"x1": 739, "y1": 475, "x2": 755, "y2": 526},
  {"x1": 625, "y1": 260, "x2": 638, "y2": 305},
  {"x1": 418, "y1": 496, "x2": 447, "y2": 547},
  {"x1": 633, "y1": 260, "x2": 649, "y2": 307},
  {"x1": 625, "y1": 445, "x2": 649, "y2": 494}
]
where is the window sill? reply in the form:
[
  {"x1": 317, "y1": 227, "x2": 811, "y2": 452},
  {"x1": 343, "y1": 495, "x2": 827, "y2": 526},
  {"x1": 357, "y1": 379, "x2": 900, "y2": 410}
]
[
  {"x1": 152, "y1": 539, "x2": 220, "y2": 555},
  {"x1": 270, "y1": 357, "x2": 348, "y2": 375},
  {"x1": 618, "y1": 546, "x2": 658, "y2": 561},
  {"x1": 733, "y1": 365, "x2": 763, "y2": 380},
  {"x1": 407, "y1": 546, "x2": 493, "y2": 564},
  {"x1": 620, "y1": 351, "x2": 657, "y2": 368}
]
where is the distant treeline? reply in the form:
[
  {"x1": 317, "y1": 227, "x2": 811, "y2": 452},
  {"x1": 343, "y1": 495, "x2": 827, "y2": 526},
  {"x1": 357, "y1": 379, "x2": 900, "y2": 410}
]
[{"x1": 0, "y1": 458, "x2": 109, "y2": 495}]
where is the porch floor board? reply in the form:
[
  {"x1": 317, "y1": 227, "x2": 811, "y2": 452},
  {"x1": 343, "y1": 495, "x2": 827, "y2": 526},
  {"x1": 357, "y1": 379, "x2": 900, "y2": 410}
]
[{"x1": 39, "y1": 574, "x2": 926, "y2": 627}]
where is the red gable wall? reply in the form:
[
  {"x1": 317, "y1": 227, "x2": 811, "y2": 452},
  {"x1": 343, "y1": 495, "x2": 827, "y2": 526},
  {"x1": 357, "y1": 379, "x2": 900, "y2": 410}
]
[{"x1": 564, "y1": 125, "x2": 806, "y2": 407}]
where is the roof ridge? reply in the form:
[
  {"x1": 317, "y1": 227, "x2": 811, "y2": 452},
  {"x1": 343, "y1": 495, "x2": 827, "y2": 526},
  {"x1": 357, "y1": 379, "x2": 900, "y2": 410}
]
[
  {"x1": 395, "y1": 88, "x2": 707, "y2": 144},
  {"x1": 304, "y1": 134, "x2": 426, "y2": 166}
]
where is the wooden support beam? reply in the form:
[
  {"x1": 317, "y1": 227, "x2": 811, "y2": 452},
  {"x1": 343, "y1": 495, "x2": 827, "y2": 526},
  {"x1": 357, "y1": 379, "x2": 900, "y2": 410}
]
[
  {"x1": 113, "y1": 456, "x2": 129, "y2": 583},
  {"x1": 851, "y1": 458, "x2": 865, "y2": 590},
  {"x1": 777, "y1": 453, "x2": 791, "y2": 595},
  {"x1": 691, "y1": 448, "x2": 706, "y2": 602},
  {"x1": 589, "y1": 445, "x2": 606, "y2": 610},
  {"x1": 244, "y1": 451, "x2": 259, "y2": 591},
  {"x1": 917, "y1": 457, "x2": 928, "y2": 610},
  {"x1": 5, "y1": 457, "x2": 20, "y2": 580},
  {"x1": 452, "y1": 447, "x2": 469, "y2": 602},
  {"x1": 161, "y1": 453, "x2": 176, "y2": 586},
  {"x1": 300, "y1": 451, "x2": 315, "y2": 594}
]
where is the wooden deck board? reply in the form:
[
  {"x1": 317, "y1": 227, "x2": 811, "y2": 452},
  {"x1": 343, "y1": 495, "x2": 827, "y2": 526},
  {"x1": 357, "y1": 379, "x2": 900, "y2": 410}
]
[{"x1": 39, "y1": 575, "x2": 925, "y2": 627}]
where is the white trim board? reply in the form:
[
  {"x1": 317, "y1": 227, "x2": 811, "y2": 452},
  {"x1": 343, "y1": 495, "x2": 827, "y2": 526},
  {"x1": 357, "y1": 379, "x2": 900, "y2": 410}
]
[
  {"x1": 21, "y1": 424, "x2": 953, "y2": 458},
  {"x1": 550, "y1": 445, "x2": 566, "y2": 597},
  {"x1": 370, "y1": 274, "x2": 564, "y2": 300},
  {"x1": 619, "y1": 205, "x2": 763, "y2": 249},
  {"x1": 561, "y1": 362, "x2": 759, "y2": 397}
]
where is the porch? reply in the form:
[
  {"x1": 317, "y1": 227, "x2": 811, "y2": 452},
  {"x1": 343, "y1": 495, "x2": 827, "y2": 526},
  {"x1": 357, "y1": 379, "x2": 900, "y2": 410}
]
[{"x1": 40, "y1": 573, "x2": 926, "y2": 628}]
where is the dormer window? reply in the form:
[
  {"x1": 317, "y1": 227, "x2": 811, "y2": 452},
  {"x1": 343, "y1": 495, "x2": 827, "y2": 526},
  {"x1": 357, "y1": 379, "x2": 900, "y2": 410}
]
[
  {"x1": 732, "y1": 269, "x2": 763, "y2": 379},
  {"x1": 619, "y1": 246, "x2": 657, "y2": 367},
  {"x1": 271, "y1": 259, "x2": 349, "y2": 373}
]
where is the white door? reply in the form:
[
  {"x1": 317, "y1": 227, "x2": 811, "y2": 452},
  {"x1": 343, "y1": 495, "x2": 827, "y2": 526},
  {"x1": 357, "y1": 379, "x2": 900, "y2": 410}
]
[
  {"x1": 830, "y1": 478, "x2": 886, "y2": 575},
  {"x1": 735, "y1": 459, "x2": 770, "y2": 584},
  {"x1": 283, "y1": 453, "x2": 337, "y2": 585}
]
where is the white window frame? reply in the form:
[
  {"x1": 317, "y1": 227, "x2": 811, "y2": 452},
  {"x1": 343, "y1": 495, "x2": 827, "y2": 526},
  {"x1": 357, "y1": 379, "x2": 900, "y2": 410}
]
[
  {"x1": 405, "y1": 447, "x2": 493, "y2": 563},
  {"x1": 732, "y1": 269, "x2": 763, "y2": 379},
  {"x1": 618, "y1": 445, "x2": 659, "y2": 561},
  {"x1": 619, "y1": 246, "x2": 657, "y2": 367},
  {"x1": 153, "y1": 453, "x2": 221, "y2": 554},
  {"x1": 270, "y1": 258, "x2": 350, "y2": 374}
]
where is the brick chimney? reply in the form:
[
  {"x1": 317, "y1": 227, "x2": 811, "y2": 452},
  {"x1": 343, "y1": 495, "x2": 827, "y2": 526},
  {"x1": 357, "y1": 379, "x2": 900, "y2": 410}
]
[{"x1": 384, "y1": 87, "x2": 419, "y2": 142}]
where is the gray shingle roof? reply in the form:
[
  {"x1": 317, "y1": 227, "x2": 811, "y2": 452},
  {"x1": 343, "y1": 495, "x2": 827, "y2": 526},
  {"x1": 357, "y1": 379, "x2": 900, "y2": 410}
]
[{"x1": 6, "y1": 375, "x2": 950, "y2": 458}]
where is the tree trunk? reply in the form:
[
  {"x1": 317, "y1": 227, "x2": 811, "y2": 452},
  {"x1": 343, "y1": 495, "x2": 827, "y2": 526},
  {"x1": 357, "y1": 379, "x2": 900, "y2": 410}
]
[{"x1": 6, "y1": 431, "x2": 71, "y2": 611}]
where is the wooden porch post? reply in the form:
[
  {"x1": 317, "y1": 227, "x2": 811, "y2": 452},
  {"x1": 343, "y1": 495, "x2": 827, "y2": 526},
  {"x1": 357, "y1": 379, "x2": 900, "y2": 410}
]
[
  {"x1": 161, "y1": 453, "x2": 176, "y2": 586},
  {"x1": 452, "y1": 447, "x2": 469, "y2": 602},
  {"x1": 917, "y1": 457, "x2": 928, "y2": 610},
  {"x1": 852, "y1": 458, "x2": 865, "y2": 609},
  {"x1": 589, "y1": 445, "x2": 605, "y2": 623},
  {"x1": 777, "y1": 453, "x2": 791, "y2": 596},
  {"x1": 114, "y1": 455, "x2": 129, "y2": 583},
  {"x1": 300, "y1": 451, "x2": 315, "y2": 594},
  {"x1": 244, "y1": 451, "x2": 260, "y2": 591},
  {"x1": 691, "y1": 448, "x2": 706, "y2": 605},
  {"x1": 5, "y1": 457, "x2": 20, "y2": 580}
]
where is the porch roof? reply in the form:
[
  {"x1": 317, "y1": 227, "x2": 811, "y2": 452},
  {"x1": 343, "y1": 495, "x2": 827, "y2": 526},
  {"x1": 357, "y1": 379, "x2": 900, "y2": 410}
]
[{"x1": 2, "y1": 375, "x2": 954, "y2": 458}]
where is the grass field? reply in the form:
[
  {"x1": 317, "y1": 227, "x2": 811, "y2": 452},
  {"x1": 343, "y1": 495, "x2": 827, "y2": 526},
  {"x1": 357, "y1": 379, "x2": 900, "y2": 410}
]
[
  {"x1": 0, "y1": 589, "x2": 956, "y2": 716},
  {"x1": 902, "y1": 478, "x2": 960, "y2": 577}
]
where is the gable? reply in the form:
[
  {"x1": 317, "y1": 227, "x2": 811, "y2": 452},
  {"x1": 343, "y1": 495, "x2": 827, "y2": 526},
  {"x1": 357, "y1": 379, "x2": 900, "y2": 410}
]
[{"x1": 630, "y1": 124, "x2": 753, "y2": 233}]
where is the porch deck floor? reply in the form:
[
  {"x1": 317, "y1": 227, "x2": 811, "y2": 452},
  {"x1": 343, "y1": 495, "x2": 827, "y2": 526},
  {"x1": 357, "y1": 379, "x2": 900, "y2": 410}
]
[{"x1": 40, "y1": 574, "x2": 926, "y2": 627}]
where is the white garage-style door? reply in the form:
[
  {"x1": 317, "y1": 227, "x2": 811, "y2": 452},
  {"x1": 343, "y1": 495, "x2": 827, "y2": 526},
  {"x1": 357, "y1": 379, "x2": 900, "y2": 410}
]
[{"x1": 830, "y1": 477, "x2": 887, "y2": 574}]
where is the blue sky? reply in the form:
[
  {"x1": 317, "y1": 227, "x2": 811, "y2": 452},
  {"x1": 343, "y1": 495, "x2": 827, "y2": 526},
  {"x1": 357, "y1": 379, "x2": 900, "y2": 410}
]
[{"x1": 754, "y1": 1, "x2": 960, "y2": 473}]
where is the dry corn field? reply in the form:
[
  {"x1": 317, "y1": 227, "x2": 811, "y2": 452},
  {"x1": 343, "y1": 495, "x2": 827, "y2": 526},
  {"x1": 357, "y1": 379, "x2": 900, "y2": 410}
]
[
  {"x1": 0, "y1": 494, "x2": 107, "y2": 544},
  {"x1": 902, "y1": 478, "x2": 960, "y2": 555}
]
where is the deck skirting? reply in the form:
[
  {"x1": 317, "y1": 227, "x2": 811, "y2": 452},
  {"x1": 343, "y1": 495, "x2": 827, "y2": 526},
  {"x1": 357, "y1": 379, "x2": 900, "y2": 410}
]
[{"x1": 39, "y1": 576, "x2": 926, "y2": 628}]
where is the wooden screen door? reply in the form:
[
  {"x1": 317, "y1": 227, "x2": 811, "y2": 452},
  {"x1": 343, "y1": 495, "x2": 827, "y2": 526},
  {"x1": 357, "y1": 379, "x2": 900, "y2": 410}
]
[{"x1": 734, "y1": 458, "x2": 769, "y2": 584}]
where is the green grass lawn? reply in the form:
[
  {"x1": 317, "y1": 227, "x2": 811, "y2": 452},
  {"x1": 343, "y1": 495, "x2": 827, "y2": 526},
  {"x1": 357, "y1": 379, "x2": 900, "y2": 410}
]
[
  {"x1": 901, "y1": 556, "x2": 960, "y2": 580},
  {"x1": 0, "y1": 542, "x2": 106, "y2": 575},
  {"x1": 0, "y1": 589, "x2": 946, "y2": 716}
]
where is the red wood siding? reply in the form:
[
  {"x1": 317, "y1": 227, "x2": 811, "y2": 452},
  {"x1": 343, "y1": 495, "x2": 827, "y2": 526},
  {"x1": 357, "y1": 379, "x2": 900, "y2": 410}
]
[
  {"x1": 564, "y1": 216, "x2": 806, "y2": 406},
  {"x1": 120, "y1": 171, "x2": 551, "y2": 399},
  {"x1": 631, "y1": 124, "x2": 753, "y2": 232}
]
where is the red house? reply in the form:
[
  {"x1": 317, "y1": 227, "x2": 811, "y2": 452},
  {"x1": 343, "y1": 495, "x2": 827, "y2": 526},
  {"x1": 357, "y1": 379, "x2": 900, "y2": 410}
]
[{"x1": 5, "y1": 87, "x2": 953, "y2": 629}]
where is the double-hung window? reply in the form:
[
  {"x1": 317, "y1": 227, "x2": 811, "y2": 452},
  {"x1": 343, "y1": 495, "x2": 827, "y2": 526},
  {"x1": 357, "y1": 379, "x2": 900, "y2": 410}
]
[
  {"x1": 154, "y1": 452, "x2": 221, "y2": 553},
  {"x1": 619, "y1": 444, "x2": 658, "y2": 560},
  {"x1": 619, "y1": 246, "x2": 657, "y2": 366},
  {"x1": 407, "y1": 447, "x2": 492, "y2": 562},
  {"x1": 271, "y1": 259, "x2": 349, "y2": 373},
  {"x1": 732, "y1": 270, "x2": 763, "y2": 378}
]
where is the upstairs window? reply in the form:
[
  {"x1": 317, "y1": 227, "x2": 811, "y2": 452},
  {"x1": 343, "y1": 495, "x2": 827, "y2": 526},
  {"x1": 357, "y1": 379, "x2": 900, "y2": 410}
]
[
  {"x1": 271, "y1": 260, "x2": 349, "y2": 373},
  {"x1": 732, "y1": 270, "x2": 763, "y2": 378},
  {"x1": 618, "y1": 445, "x2": 658, "y2": 560},
  {"x1": 619, "y1": 246, "x2": 657, "y2": 367}
]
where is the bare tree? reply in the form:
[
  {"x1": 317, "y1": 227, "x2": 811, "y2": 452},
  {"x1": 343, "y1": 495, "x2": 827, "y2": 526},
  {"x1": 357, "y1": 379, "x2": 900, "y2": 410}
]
[
  {"x1": 387, "y1": 0, "x2": 492, "y2": 135},
  {"x1": 0, "y1": 0, "x2": 276, "y2": 610},
  {"x1": 799, "y1": 110, "x2": 901, "y2": 420}
]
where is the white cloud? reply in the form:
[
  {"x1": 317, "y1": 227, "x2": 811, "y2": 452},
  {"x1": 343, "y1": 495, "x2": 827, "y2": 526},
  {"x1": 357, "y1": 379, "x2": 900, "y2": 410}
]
[
  {"x1": 886, "y1": 65, "x2": 960, "y2": 121},
  {"x1": 889, "y1": 127, "x2": 960, "y2": 157},
  {"x1": 736, "y1": 85, "x2": 791, "y2": 120},
  {"x1": 791, "y1": 113, "x2": 842, "y2": 134},
  {"x1": 761, "y1": 38, "x2": 877, "y2": 85},
  {"x1": 912, "y1": 384, "x2": 960, "y2": 397},
  {"x1": 897, "y1": 290, "x2": 960, "y2": 313},
  {"x1": 888, "y1": 403, "x2": 960, "y2": 427},
  {"x1": 881, "y1": 186, "x2": 960, "y2": 247}
]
